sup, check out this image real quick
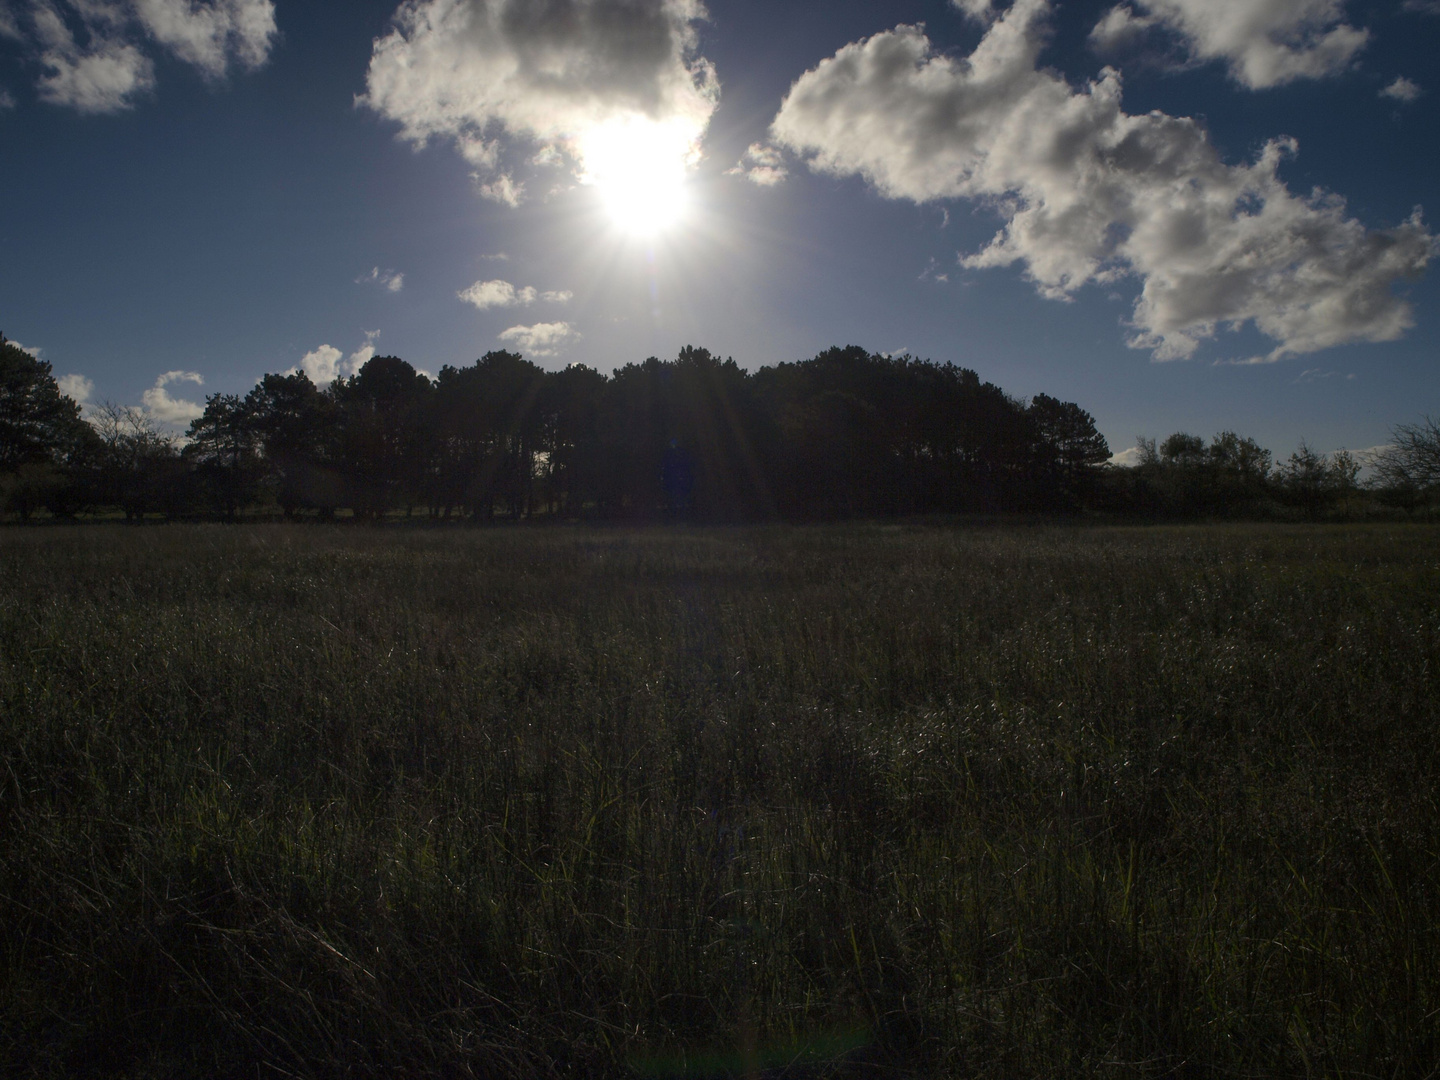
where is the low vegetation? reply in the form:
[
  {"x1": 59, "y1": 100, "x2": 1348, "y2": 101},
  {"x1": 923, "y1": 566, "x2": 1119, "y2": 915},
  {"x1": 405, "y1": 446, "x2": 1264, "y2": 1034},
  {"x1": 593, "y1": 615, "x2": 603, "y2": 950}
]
[{"x1": 3, "y1": 522, "x2": 1437, "y2": 1077}]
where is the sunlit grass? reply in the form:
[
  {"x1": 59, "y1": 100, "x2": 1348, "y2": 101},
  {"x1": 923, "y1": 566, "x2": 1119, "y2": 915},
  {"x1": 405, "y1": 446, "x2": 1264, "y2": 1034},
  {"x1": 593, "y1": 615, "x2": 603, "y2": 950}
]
[{"x1": 1, "y1": 522, "x2": 1437, "y2": 1077}]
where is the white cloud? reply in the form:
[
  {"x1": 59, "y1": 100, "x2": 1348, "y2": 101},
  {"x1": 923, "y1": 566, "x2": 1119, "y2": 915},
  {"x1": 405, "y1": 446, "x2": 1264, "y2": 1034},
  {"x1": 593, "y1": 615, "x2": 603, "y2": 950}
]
[
  {"x1": 10, "y1": 339, "x2": 41, "y2": 357},
  {"x1": 1294, "y1": 367, "x2": 1356, "y2": 382},
  {"x1": 497, "y1": 321, "x2": 579, "y2": 356},
  {"x1": 298, "y1": 344, "x2": 343, "y2": 383},
  {"x1": 726, "y1": 142, "x2": 788, "y2": 186},
  {"x1": 1088, "y1": 5, "x2": 1157, "y2": 54},
  {"x1": 357, "y1": 266, "x2": 405, "y2": 292},
  {"x1": 952, "y1": 0, "x2": 996, "y2": 22},
  {"x1": 1381, "y1": 76, "x2": 1422, "y2": 102},
  {"x1": 770, "y1": 0, "x2": 1434, "y2": 363},
  {"x1": 346, "y1": 332, "x2": 380, "y2": 375},
  {"x1": 1106, "y1": 0, "x2": 1368, "y2": 89},
  {"x1": 459, "y1": 278, "x2": 531, "y2": 309},
  {"x1": 141, "y1": 369, "x2": 204, "y2": 424},
  {"x1": 477, "y1": 173, "x2": 524, "y2": 206},
  {"x1": 131, "y1": 0, "x2": 275, "y2": 77},
  {"x1": 0, "y1": 88, "x2": 14, "y2": 109},
  {"x1": 459, "y1": 279, "x2": 569, "y2": 309},
  {"x1": 57, "y1": 372, "x2": 93, "y2": 402},
  {"x1": 136, "y1": 0, "x2": 273, "y2": 77},
  {"x1": 1108, "y1": 445, "x2": 1146, "y2": 467},
  {"x1": 12, "y1": 0, "x2": 275, "y2": 113},
  {"x1": 294, "y1": 331, "x2": 381, "y2": 385},
  {"x1": 359, "y1": 0, "x2": 719, "y2": 204},
  {"x1": 32, "y1": 1, "x2": 156, "y2": 113},
  {"x1": 1401, "y1": 0, "x2": 1440, "y2": 13}
]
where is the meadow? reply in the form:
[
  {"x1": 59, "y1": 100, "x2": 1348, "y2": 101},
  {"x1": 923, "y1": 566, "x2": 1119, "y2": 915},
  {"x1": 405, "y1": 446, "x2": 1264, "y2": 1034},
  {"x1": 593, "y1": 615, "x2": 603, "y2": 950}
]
[{"x1": 1, "y1": 522, "x2": 1437, "y2": 1078}]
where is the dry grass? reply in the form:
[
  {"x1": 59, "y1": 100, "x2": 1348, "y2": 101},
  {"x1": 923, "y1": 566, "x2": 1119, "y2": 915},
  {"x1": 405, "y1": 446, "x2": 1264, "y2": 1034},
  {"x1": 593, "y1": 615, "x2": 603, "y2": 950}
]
[{"x1": 1, "y1": 522, "x2": 1437, "y2": 1077}]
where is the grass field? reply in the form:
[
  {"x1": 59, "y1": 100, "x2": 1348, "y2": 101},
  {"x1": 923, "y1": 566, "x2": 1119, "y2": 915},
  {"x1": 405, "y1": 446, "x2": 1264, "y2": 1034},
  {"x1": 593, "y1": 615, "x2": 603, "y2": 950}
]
[{"x1": 2, "y1": 522, "x2": 1438, "y2": 1078}]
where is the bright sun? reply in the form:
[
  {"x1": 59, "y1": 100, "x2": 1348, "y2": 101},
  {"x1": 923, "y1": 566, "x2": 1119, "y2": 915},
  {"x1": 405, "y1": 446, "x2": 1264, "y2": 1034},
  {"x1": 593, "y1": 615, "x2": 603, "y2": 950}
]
[{"x1": 579, "y1": 116, "x2": 695, "y2": 236}]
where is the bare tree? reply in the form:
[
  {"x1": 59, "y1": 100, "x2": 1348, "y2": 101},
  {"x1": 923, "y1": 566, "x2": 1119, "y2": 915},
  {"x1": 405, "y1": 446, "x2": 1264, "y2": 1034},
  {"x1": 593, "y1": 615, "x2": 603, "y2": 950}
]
[
  {"x1": 1371, "y1": 416, "x2": 1440, "y2": 490},
  {"x1": 89, "y1": 401, "x2": 183, "y2": 519}
]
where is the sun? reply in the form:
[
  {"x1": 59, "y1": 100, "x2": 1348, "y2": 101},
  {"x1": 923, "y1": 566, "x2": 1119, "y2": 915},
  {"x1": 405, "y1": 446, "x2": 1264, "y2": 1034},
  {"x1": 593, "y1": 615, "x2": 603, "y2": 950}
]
[{"x1": 579, "y1": 116, "x2": 696, "y2": 236}]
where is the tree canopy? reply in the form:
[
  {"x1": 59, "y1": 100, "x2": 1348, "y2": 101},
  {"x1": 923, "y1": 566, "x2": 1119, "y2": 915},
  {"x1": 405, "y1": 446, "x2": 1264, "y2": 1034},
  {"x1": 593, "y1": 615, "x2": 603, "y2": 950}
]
[
  {"x1": 0, "y1": 333, "x2": 89, "y2": 473},
  {"x1": 2, "y1": 334, "x2": 1420, "y2": 523}
]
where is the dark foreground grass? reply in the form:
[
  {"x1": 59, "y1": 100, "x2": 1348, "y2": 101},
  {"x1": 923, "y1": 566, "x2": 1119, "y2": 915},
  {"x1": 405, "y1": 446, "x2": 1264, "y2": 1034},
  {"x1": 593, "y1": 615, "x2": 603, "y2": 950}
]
[{"x1": 1, "y1": 523, "x2": 1438, "y2": 1078}]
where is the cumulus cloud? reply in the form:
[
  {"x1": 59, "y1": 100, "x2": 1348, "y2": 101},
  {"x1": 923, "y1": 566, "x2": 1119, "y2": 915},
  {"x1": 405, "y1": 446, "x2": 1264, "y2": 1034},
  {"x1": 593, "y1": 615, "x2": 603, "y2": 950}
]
[
  {"x1": 9, "y1": 0, "x2": 275, "y2": 113},
  {"x1": 497, "y1": 321, "x2": 579, "y2": 356},
  {"x1": 297, "y1": 344, "x2": 344, "y2": 384},
  {"x1": 1108, "y1": 445, "x2": 1146, "y2": 467},
  {"x1": 56, "y1": 372, "x2": 93, "y2": 403},
  {"x1": 458, "y1": 278, "x2": 570, "y2": 309},
  {"x1": 726, "y1": 142, "x2": 788, "y2": 186},
  {"x1": 1093, "y1": 0, "x2": 1367, "y2": 89},
  {"x1": 359, "y1": 0, "x2": 719, "y2": 202},
  {"x1": 459, "y1": 279, "x2": 533, "y2": 308},
  {"x1": 1088, "y1": 4, "x2": 1157, "y2": 54},
  {"x1": 952, "y1": 0, "x2": 996, "y2": 22},
  {"x1": 1381, "y1": 76, "x2": 1422, "y2": 102},
  {"x1": 770, "y1": 0, "x2": 1433, "y2": 363},
  {"x1": 141, "y1": 369, "x2": 204, "y2": 424},
  {"x1": 295, "y1": 331, "x2": 381, "y2": 384},
  {"x1": 345, "y1": 332, "x2": 380, "y2": 374},
  {"x1": 357, "y1": 266, "x2": 405, "y2": 292},
  {"x1": 10, "y1": 339, "x2": 41, "y2": 357}
]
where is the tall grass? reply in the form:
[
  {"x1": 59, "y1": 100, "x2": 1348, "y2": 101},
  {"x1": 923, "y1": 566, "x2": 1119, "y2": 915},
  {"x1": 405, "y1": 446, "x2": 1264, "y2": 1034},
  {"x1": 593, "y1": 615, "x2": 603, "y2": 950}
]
[{"x1": 1, "y1": 523, "x2": 1437, "y2": 1077}]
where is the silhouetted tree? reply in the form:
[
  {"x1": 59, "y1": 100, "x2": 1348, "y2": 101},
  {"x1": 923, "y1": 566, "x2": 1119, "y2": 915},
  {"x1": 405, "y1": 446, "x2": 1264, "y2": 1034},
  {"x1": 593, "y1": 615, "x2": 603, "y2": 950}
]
[
  {"x1": 754, "y1": 347, "x2": 902, "y2": 517},
  {"x1": 185, "y1": 393, "x2": 263, "y2": 520},
  {"x1": 543, "y1": 362, "x2": 608, "y2": 516},
  {"x1": 1276, "y1": 441, "x2": 1360, "y2": 519},
  {"x1": 0, "y1": 333, "x2": 94, "y2": 518},
  {"x1": 20, "y1": 331, "x2": 1397, "y2": 525},
  {"x1": 1123, "y1": 430, "x2": 1276, "y2": 517},
  {"x1": 1372, "y1": 417, "x2": 1440, "y2": 507},
  {"x1": 243, "y1": 372, "x2": 341, "y2": 517},
  {"x1": 88, "y1": 402, "x2": 185, "y2": 520},
  {"x1": 431, "y1": 351, "x2": 547, "y2": 520},
  {"x1": 0, "y1": 334, "x2": 88, "y2": 470},
  {"x1": 1160, "y1": 433, "x2": 1206, "y2": 467},
  {"x1": 1028, "y1": 393, "x2": 1110, "y2": 507},
  {"x1": 752, "y1": 347, "x2": 1040, "y2": 516},
  {"x1": 332, "y1": 356, "x2": 434, "y2": 517},
  {"x1": 1204, "y1": 431, "x2": 1272, "y2": 514}
]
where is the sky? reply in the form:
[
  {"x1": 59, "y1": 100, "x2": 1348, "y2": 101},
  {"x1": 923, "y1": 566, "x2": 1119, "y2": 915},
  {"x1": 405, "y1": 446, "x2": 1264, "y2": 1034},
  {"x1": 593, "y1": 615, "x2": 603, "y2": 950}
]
[{"x1": 1, "y1": 0, "x2": 1437, "y2": 463}]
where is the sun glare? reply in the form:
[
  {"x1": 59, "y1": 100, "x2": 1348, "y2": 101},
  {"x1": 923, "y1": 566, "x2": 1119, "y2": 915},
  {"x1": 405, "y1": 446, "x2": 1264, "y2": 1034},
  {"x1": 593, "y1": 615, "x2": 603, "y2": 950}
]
[{"x1": 579, "y1": 117, "x2": 696, "y2": 236}]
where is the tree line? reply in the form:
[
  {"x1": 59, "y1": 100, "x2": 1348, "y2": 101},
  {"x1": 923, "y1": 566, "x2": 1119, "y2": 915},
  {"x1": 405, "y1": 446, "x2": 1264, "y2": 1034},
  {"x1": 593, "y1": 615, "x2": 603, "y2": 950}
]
[{"x1": 1, "y1": 331, "x2": 1433, "y2": 522}]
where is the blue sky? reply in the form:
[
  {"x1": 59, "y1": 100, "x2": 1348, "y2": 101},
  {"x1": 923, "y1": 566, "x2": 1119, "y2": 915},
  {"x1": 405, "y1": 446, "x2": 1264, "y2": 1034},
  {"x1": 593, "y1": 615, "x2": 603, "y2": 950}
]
[{"x1": 1, "y1": 0, "x2": 1437, "y2": 463}]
